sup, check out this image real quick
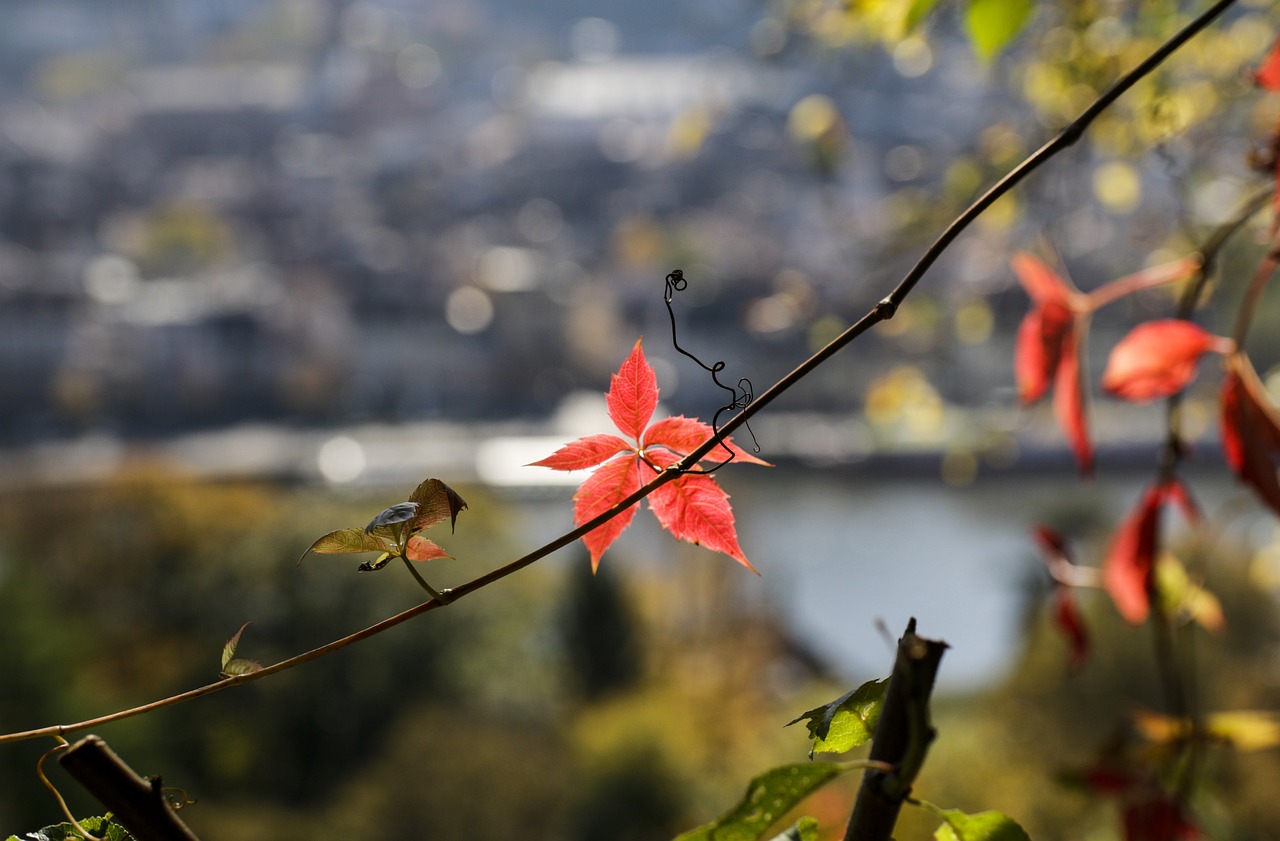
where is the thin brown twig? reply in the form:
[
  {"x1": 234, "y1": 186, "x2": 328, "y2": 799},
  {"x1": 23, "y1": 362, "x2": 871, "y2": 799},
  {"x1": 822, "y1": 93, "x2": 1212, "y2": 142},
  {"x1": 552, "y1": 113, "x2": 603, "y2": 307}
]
[{"x1": 0, "y1": 0, "x2": 1243, "y2": 747}]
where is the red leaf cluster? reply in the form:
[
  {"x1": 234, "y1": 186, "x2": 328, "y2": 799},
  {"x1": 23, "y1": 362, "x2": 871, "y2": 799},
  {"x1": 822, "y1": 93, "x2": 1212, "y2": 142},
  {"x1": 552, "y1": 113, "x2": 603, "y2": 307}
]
[
  {"x1": 531, "y1": 340, "x2": 769, "y2": 572},
  {"x1": 1103, "y1": 480, "x2": 1199, "y2": 624}
]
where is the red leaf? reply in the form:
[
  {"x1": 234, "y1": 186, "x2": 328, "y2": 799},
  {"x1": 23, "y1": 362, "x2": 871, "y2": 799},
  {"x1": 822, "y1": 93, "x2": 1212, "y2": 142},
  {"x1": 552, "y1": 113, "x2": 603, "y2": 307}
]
[
  {"x1": 1015, "y1": 301, "x2": 1073, "y2": 404},
  {"x1": 1255, "y1": 36, "x2": 1280, "y2": 91},
  {"x1": 1221, "y1": 353, "x2": 1280, "y2": 517},
  {"x1": 528, "y1": 434, "x2": 633, "y2": 471},
  {"x1": 642, "y1": 415, "x2": 772, "y2": 466},
  {"x1": 573, "y1": 453, "x2": 646, "y2": 572},
  {"x1": 1103, "y1": 480, "x2": 1197, "y2": 624},
  {"x1": 1053, "y1": 585, "x2": 1090, "y2": 670},
  {"x1": 1053, "y1": 326, "x2": 1093, "y2": 475},
  {"x1": 1123, "y1": 796, "x2": 1201, "y2": 841},
  {"x1": 607, "y1": 339, "x2": 659, "y2": 441},
  {"x1": 1012, "y1": 252, "x2": 1078, "y2": 305},
  {"x1": 647, "y1": 449, "x2": 756, "y2": 573},
  {"x1": 406, "y1": 535, "x2": 451, "y2": 562},
  {"x1": 1033, "y1": 526, "x2": 1089, "y2": 668},
  {"x1": 1102, "y1": 320, "x2": 1227, "y2": 403}
]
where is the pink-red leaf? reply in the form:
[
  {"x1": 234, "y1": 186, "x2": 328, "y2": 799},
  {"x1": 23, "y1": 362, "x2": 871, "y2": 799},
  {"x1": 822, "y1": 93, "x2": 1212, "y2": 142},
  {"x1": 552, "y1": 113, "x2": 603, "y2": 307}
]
[
  {"x1": 1014, "y1": 301, "x2": 1074, "y2": 404},
  {"x1": 1221, "y1": 353, "x2": 1280, "y2": 518},
  {"x1": 1103, "y1": 480, "x2": 1197, "y2": 624},
  {"x1": 606, "y1": 339, "x2": 659, "y2": 441},
  {"x1": 529, "y1": 434, "x2": 633, "y2": 471},
  {"x1": 1053, "y1": 326, "x2": 1093, "y2": 475},
  {"x1": 1102, "y1": 320, "x2": 1228, "y2": 403},
  {"x1": 642, "y1": 415, "x2": 772, "y2": 466},
  {"x1": 1012, "y1": 252, "x2": 1077, "y2": 305},
  {"x1": 647, "y1": 450, "x2": 756, "y2": 573},
  {"x1": 406, "y1": 535, "x2": 451, "y2": 562},
  {"x1": 1255, "y1": 36, "x2": 1280, "y2": 91},
  {"x1": 1033, "y1": 526, "x2": 1090, "y2": 669},
  {"x1": 573, "y1": 453, "x2": 646, "y2": 572}
]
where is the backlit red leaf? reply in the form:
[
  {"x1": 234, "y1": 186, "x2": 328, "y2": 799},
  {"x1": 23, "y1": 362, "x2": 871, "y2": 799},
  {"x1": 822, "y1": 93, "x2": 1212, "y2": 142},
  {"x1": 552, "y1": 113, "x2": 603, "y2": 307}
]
[
  {"x1": 647, "y1": 450, "x2": 756, "y2": 572},
  {"x1": 1014, "y1": 301, "x2": 1073, "y2": 404},
  {"x1": 1102, "y1": 320, "x2": 1228, "y2": 403},
  {"x1": 607, "y1": 339, "x2": 659, "y2": 440},
  {"x1": 406, "y1": 535, "x2": 451, "y2": 562},
  {"x1": 528, "y1": 434, "x2": 633, "y2": 471},
  {"x1": 573, "y1": 453, "x2": 646, "y2": 572},
  {"x1": 642, "y1": 415, "x2": 772, "y2": 466},
  {"x1": 1012, "y1": 252, "x2": 1077, "y2": 305},
  {"x1": 1053, "y1": 326, "x2": 1093, "y2": 475},
  {"x1": 1053, "y1": 586, "x2": 1089, "y2": 670},
  {"x1": 1255, "y1": 36, "x2": 1280, "y2": 91},
  {"x1": 1221, "y1": 353, "x2": 1280, "y2": 517},
  {"x1": 1103, "y1": 480, "x2": 1197, "y2": 624}
]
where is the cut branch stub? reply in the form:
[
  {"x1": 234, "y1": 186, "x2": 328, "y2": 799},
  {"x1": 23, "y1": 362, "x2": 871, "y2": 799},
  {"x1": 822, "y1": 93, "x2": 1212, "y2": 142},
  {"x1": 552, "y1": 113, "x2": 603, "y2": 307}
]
[{"x1": 844, "y1": 618, "x2": 948, "y2": 841}]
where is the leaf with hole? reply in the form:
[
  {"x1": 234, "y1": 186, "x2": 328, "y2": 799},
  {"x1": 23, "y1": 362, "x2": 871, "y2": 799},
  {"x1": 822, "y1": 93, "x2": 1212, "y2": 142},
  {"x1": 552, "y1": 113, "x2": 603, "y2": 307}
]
[{"x1": 788, "y1": 678, "x2": 888, "y2": 758}]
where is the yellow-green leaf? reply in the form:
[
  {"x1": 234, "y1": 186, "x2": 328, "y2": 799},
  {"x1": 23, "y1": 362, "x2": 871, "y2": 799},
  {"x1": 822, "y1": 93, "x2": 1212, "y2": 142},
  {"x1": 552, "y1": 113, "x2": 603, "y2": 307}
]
[
  {"x1": 299, "y1": 528, "x2": 391, "y2": 562},
  {"x1": 963, "y1": 0, "x2": 1033, "y2": 62},
  {"x1": 788, "y1": 678, "x2": 887, "y2": 758},
  {"x1": 915, "y1": 801, "x2": 1032, "y2": 841}
]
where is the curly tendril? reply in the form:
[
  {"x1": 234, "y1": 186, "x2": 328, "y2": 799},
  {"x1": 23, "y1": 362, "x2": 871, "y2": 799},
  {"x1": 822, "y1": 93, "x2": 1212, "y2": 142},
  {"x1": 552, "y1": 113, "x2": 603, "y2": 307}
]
[{"x1": 664, "y1": 269, "x2": 760, "y2": 472}]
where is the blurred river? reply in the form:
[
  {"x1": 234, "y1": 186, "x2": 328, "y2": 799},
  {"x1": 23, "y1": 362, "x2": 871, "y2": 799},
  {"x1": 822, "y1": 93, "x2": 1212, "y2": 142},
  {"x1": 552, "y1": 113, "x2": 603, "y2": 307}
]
[{"x1": 503, "y1": 461, "x2": 1250, "y2": 690}]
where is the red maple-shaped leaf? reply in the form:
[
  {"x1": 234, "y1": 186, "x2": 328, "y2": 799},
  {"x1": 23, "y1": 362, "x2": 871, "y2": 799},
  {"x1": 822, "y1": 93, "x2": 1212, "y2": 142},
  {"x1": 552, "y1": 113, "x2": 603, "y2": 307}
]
[
  {"x1": 1103, "y1": 479, "x2": 1200, "y2": 624},
  {"x1": 1255, "y1": 36, "x2": 1280, "y2": 91},
  {"x1": 1102, "y1": 320, "x2": 1232, "y2": 403},
  {"x1": 1221, "y1": 352, "x2": 1280, "y2": 517},
  {"x1": 531, "y1": 339, "x2": 768, "y2": 572}
]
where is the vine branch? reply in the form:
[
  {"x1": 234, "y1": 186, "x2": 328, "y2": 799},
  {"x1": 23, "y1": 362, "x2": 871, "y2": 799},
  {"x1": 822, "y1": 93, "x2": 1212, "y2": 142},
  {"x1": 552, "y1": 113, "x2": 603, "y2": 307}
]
[{"x1": 0, "y1": 0, "x2": 1243, "y2": 747}]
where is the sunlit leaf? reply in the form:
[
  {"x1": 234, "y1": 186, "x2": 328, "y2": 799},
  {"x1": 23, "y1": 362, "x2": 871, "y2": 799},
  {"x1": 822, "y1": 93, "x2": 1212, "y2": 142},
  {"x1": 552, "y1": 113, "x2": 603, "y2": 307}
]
[
  {"x1": 1156, "y1": 554, "x2": 1224, "y2": 634},
  {"x1": 1254, "y1": 36, "x2": 1280, "y2": 90},
  {"x1": 1221, "y1": 353, "x2": 1280, "y2": 518},
  {"x1": 1053, "y1": 325, "x2": 1092, "y2": 475},
  {"x1": 573, "y1": 453, "x2": 645, "y2": 571},
  {"x1": 915, "y1": 801, "x2": 1033, "y2": 841},
  {"x1": 222, "y1": 621, "x2": 250, "y2": 671},
  {"x1": 1103, "y1": 480, "x2": 1197, "y2": 624},
  {"x1": 221, "y1": 658, "x2": 263, "y2": 677},
  {"x1": 1133, "y1": 709, "x2": 1280, "y2": 752},
  {"x1": 407, "y1": 478, "x2": 469, "y2": 533},
  {"x1": 788, "y1": 678, "x2": 888, "y2": 758},
  {"x1": 406, "y1": 535, "x2": 451, "y2": 562},
  {"x1": 365, "y1": 501, "x2": 420, "y2": 533},
  {"x1": 673, "y1": 763, "x2": 847, "y2": 841},
  {"x1": 528, "y1": 434, "x2": 633, "y2": 471},
  {"x1": 1102, "y1": 320, "x2": 1228, "y2": 403},
  {"x1": 648, "y1": 450, "x2": 755, "y2": 573},
  {"x1": 299, "y1": 528, "x2": 391, "y2": 561},
  {"x1": 643, "y1": 416, "x2": 772, "y2": 466},
  {"x1": 963, "y1": 0, "x2": 1034, "y2": 62},
  {"x1": 22, "y1": 816, "x2": 135, "y2": 841},
  {"x1": 607, "y1": 339, "x2": 660, "y2": 441}
]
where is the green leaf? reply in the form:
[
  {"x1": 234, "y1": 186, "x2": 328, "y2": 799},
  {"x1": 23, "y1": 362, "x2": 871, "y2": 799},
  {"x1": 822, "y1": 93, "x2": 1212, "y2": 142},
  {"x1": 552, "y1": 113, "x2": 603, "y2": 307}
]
[
  {"x1": 767, "y1": 816, "x2": 822, "y2": 841},
  {"x1": 299, "y1": 528, "x2": 391, "y2": 562},
  {"x1": 915, "y1": 801, "x2": 1033, "y2": 841},
  {"x1": 788, "y1": 679, "x2": 887, "y2": 758},
  {"x1": 220, "y1": 623, "x2": 263, "y2": 678},
  {"x1": 673, "y1": 763, "x2": 846, "y2": 841},
  {"x1": 963, "y1": 0, "x2": 1033, "y2": 62},
  {"x1": 20, "y1": 816, "x2": 135, "y2": 841},
  {"x1": 407, "y1": 478, "x2": 468, "y2": 533}
]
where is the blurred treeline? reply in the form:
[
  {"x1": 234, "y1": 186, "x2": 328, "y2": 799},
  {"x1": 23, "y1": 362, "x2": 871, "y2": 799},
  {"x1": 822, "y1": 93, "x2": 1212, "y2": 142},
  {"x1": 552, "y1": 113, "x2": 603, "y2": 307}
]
[{"x1": 3, "y1": 467, "x2": 1280, "y2": 840}]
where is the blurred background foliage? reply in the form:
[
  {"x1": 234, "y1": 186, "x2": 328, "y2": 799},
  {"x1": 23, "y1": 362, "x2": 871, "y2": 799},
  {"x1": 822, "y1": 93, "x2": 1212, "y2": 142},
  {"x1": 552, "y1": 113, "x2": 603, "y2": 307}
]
[{"x1": 5, "y1": 0, "x2": 1280, "y2": 839}]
